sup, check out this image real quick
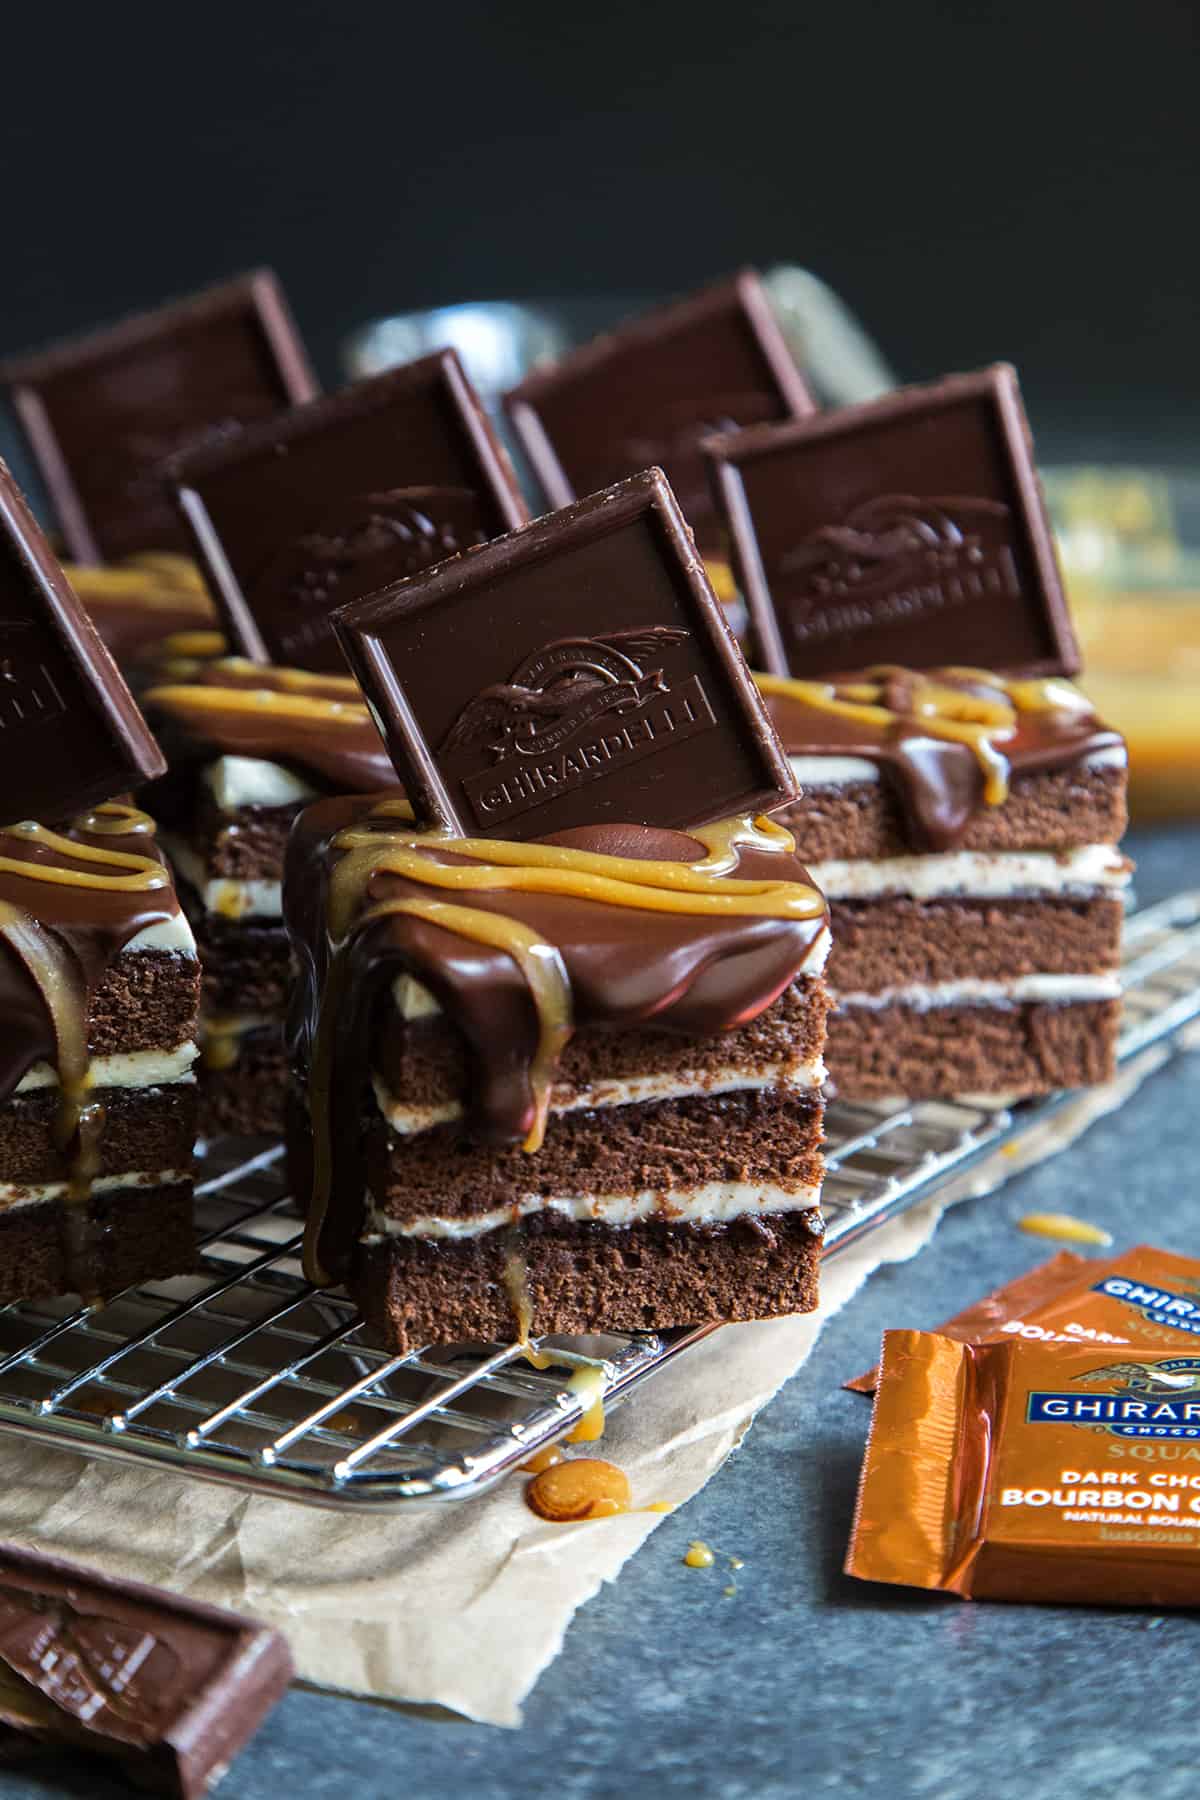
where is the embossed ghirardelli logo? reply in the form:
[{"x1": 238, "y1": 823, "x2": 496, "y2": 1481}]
[
  {"x1": 1026, "y1": 1359, "x2": 1200, "y2": 1440},
  {"x1": 440, "y1": 627, "x2": 717, "y2": 828},
  {"x1": 778, "y1": 495, "x2": 1020, "y2": 643},
  {"x1": 0, "y1": 1585, "x2": 181, "y2": 1731},
  {"x1": 253, "y1": 486, "x2": 487, "y2": 664},
  {"x1": 0, "y1": 624, "x2": 68, "y2": 731}
]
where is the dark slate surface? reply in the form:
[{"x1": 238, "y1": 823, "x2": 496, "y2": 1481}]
[{"x1": 1, "y1": 825, "x2": 1195, "y2": 1800}]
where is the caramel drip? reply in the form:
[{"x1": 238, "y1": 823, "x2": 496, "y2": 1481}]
[
  {"x1": 755, "y1": 666, "x2": 1094, "y2": 807},
  {"x1": 206, "y1": 657, "x2": 363, "y2": 700},
  {"x1": 142, "y1": 679, "x2": 373, "y2": 731},
  {"x1": 565, "y1": 1365, "x2": 607, "y2": 1443},
  {"x1": 503, "y1": 1248, "x2": 552, "y2": 1367},
  {"x1": 0, "y1": 821, "x2": 167, "y2": 894},
  {"x1": 65, "y1": 553, "x2": 209, "y2": 610},
  {"x1": 0, "y1": 810, "x2": 167, "y2": 1295},
  {"x1": 301, "y1": 805, "x2": 824, "y2": 1286}
]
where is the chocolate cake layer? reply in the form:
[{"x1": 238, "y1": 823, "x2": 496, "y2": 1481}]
[
  {"x1": 198, "y1": 1028, "x2": 289, "y2": 1140},
  {"x1": 186, "y1": 904, "x2": 291, "y2": 1016},
  {"x1": 355, "y1": 1206, "x2": 824, "y2": 1351},
  {"x1": 826, "y1": 897, "x2": 1122, "y2": 997},
  {"x1": 0, "y1": 1179, "x2": 195, "y2": 1304},
  {"x1": 86, "y1": 949, "x2": 200, "y2": 1057},
  {"x1": 191, "y1": 795, "x2": 303, "y2": 883},
  {"x1": 365, "y1": 1088, "x2": 824, "y2": 1228},
  {"x1": 0, "y1": 1085, "x2": 196, "y2": 1188},
  {"x1": 780, "y1": 761, "x2": 1126, "y2": 863},
  {"x1": 826, "y1": 998, "x2": 1121, "y2": 1101},
  {"x1": 375, "y1": 978, "x2": 829, "y2": 1124}
]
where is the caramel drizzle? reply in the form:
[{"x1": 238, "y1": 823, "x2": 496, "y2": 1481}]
[
  {"x1": 143, "y1": 668, "x2": 372, "y2": 731},
  {"x1": 755, "y1": 666, "x2": 1094, "y2": 806},
  {"x1": 65, "y1": 553, "x2": 211, "y2": 613},
  {"x1": 303, "y1": 803, "x2": 824, "y2": 1286},
  {"x1": 0, "y1": 808, "x2": 168, "y2": 1295}
]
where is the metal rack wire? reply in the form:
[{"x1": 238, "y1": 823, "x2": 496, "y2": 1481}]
[{"x1": 0, "y1": 888, "x2": 1196, "y2": 1509}]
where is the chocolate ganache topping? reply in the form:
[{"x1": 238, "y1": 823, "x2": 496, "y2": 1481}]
[
  {"x1": 143, "y1": 656, "x2": 395, "y2": 794},
  {"x1": 0, "y1": 804, "x2": 182, "y2": 1293},
  {"x1": 758, "y1": 666, "x2": 1124, "y2": 852},
  {"x1": 285, "y1": 799, "x2": 829, "y2": 1284}
]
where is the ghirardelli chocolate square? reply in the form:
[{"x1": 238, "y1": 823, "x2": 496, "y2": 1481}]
[
  {"x1": 503, "y1": 271, "x2": 815, "y2": 555},
  {"x1": 705, "y1": 364, "x2": 1079, "y2": 679},
  {"x1": 332, "y1": 467, "x2": 796, "y2": 839},
  {"x1": 0, "y1": 270, "x2": 316, "y2": 564},
  {"x1": 171, "y1": 350, "x2": 529, "y2": 674},
  {"x1": 0, "y1": 462, "x2": 164, "y2": 824}
]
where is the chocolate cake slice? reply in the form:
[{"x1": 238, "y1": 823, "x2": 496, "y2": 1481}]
[
  {"x1": 0, "y1": 804, "x2": 201, "y2": 1302},
  {"x1": 143, "y1": 658, "x2": 396, "y2": 1137},
  {"x1": 285, "y1": 800, "x2": 831, "y2": 1350},
  {"x1": 760, "y1": 667, "x2": 1129, "y2": 1102}
]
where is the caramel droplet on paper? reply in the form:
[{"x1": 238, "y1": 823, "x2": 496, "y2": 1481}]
[
  {"x1": 684, "y1": 1541, "x2": 716, "y2": 1569},
  {"x1": 525, "y1": 1458, "x2": 632, "y2": 1522},
  {"x1": 1017, "y1": 1212, "x2": 1114, "y2": 1247}
]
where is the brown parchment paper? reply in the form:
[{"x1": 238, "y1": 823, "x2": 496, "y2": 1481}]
[{"x1": 0, "y1": 1044, "x2": 1174, "y2": 1727}]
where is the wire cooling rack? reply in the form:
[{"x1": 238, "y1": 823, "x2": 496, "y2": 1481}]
[{"x1": 0, "y1": 887, "x2": 1196, "y2": 1510}]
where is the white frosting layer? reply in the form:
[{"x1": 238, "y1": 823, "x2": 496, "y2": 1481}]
[
  {"x1": 204, "y1": 756, "x2": 319, "y2": 813},
  {"x1": 0, "y1": 1168, "x2": 192, "y2": 1210},
  {"x1": 790, "y1": 745, "x2": 1127, "y2": 791},
  {"x1": 165, "y1": 839, "x2": 283, "y2": 921},
  {"x1": 833, "y1": 973, "x2": 1122, "y2": 1012},
  {"x1": 790, "y1": 754, "x2": 878, "y2": 787},
  {"x1": 363, "y1": 1179, "x2": 825, "y2": 1242},
  {"x1": 809, "y1": 844, "x2": 1130, "y2": 900},
  {"x1": 373, "y1": 1057, "x2": 827, "y2": 1137},
  {"x1": 125, "y1": 915, "x2": 198, "y2": 956},
  {"x1": 15, "y1": 1045, "x2": 198, "y2": 1094}
]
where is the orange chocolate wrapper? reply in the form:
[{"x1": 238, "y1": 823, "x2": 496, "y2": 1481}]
[
  {"x1": 846, "y1": 1244, "x2": 1200, "y2": 1394},
  {"x1": 847, "y1": 1331, "x2": 1200, "y2": 1607}
]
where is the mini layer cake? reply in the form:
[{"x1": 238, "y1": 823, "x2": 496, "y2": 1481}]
[
  {"x1": 760, "y1": 666, "x2": 1129, "y2": 1101},
  {"x1": 143, "y1": 659, "x2": 396, "y2": 1138},
  {"x1": 0, "y1": 804, "x2": 201, "y2": 1302},
  {"x1": 286, "y1": 800, "x2": 831, "y2": 1350}
]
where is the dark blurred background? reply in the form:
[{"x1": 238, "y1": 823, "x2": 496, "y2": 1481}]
[{"x1": 2, "y1": 0, "x2": 1196, "y2": 460}]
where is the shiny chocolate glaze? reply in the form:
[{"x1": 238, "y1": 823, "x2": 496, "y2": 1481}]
[
  {"x1": 143, "y1": 657, "x2": 395, "y2": 794},
  {"x1": 761, "y1": 666, "x2": 1124, "y2": 852},
  {"x1": 0, "y1": 810, "x2": 180, "y2": 1102},
  {"x1": 285, "y1": 799, "x2": 829, "y2": 1281}
]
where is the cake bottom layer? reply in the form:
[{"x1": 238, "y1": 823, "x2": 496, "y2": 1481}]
[
  {"x1": 826, "y1": 998, "x2": 1121, "y2": 1101},
  {"x1": 0, "y1": 1179, "x2": 195, "y2": 1305},
  {"x1": 198, "y1": 1023, "x2": 289, "y2": 1140},
  {"x1": 354, "y1": 1207, "x2": 824, "y2": 1352}
]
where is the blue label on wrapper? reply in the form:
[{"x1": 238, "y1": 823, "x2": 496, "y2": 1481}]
[
  {"x1": 1028, "y1": 1358, "x2": 1200, "y2": 1438},
  {"x1": 1091, "y1": 1276, "x2": 1200, "y2": 1336}
]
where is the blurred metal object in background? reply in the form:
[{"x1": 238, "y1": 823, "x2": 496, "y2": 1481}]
[
  {"x1": 344, "y1": 301, "x2": 569, "y2": 398},
  {"x1": 1044, "y1": 465, "x2": 1200, "y2": 820},
  {"x1": 762, "y1": 264, "x2": 896, "y2": 405}
]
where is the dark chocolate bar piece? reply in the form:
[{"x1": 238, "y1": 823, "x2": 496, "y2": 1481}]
[
  {"x1": 171, "y1": 349, "x2": 529, "y2": 673},
  {"x1": 0, "y1": 461, "x2": 164, "y2": 824},
  {"x1": 0, "y1": 1541, "x2": 292, "y2": 1797},
  {"x1": 503, "y1": 271, "x2": 815, "y2": 553},
  {"x1": 332, "y1": 465, "x2": 797, "y2": 838},
  {"x1": 705, "y1": 363, "x2": 1080, "y2": 679},
  {"x1": 1, "y1": 271, "x2": 316, "y2": 563}
]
